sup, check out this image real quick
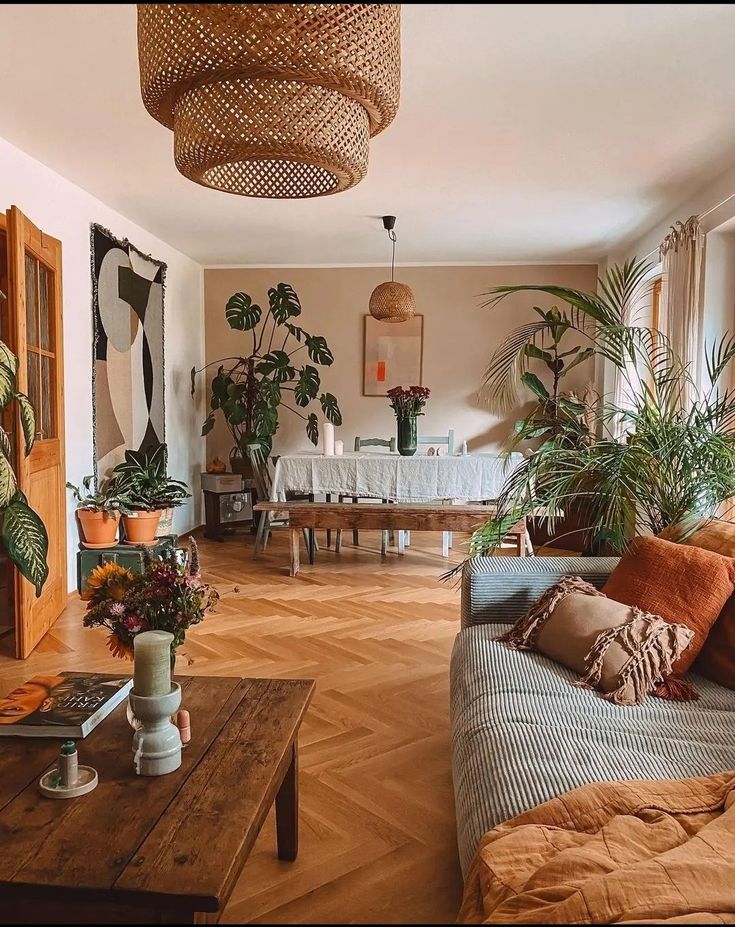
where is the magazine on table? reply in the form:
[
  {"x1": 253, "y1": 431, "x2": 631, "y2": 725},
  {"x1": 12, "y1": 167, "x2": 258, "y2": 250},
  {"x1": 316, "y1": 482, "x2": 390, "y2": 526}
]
[{"x1": 0, "y1": 672, "x2": 132, "y2": 738}]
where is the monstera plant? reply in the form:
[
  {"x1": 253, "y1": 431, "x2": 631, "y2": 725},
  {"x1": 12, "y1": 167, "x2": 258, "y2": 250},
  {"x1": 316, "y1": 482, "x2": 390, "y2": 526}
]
[
  {"x1": 0, "y1": 289, "x2": 48, "y2": 596},
  {"x1": 191, "y1": 283, "x2": 341, "y2": 467}
]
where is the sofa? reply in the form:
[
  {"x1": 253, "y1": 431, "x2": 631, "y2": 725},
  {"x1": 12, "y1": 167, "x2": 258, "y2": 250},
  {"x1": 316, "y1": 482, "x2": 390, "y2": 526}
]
[{"x1": 450, "y1": 556, "x2": 735, "y2": 876}]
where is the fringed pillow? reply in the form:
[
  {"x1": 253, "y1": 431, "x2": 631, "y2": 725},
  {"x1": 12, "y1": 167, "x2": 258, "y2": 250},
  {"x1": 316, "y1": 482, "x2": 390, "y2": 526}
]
[{"x1": 497, "y1": 576, "x2": 695, "y2": 706}]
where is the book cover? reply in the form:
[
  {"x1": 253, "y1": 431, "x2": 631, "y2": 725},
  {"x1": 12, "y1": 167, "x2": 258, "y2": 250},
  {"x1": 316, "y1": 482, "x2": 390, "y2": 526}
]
[{"x1": 0, "y1": 672, "x2": 133, "y2": 738}]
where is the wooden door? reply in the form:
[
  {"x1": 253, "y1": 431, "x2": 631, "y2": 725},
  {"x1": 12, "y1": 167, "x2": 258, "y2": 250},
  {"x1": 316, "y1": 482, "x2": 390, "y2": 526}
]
[{"x1": 6, "y1": 206, "x2": 66, "y2": 658}]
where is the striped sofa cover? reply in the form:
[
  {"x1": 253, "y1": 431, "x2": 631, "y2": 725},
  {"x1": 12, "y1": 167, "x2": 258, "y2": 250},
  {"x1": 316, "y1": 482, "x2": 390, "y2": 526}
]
[{"x1": 451, "y1": 556, "x2": 735, "y2": 876}]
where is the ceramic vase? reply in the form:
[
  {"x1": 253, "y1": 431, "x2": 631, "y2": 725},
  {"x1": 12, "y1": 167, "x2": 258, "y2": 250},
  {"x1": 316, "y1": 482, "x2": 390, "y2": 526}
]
[{"x1": 397, "y1": 416, "x2": 418, "y2": 456}]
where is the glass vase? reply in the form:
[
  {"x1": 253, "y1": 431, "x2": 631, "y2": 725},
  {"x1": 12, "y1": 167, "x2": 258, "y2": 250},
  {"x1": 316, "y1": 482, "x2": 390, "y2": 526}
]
[{"x1": 397, "y1": 416, "x2": 418, "y2": 456}]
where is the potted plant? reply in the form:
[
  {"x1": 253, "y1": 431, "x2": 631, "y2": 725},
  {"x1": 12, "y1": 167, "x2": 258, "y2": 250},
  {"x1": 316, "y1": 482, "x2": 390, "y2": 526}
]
[
  {"x1": 387, "y1": 386, "x2": 431, "y2": 456},
  {"x1": 190, "y1": 283, "x2": 341, "y2": 470},
  {"x1": 451, "y1": 258, "x2": 735, "y2": 571},
  {"x1": 82, "y1": 538, "x2": 218, "y2": 663},
  {"x1": 108, "y1": 444, "x2": 190, "y2": 538},
  {"x1": 67, "y1": 476, "x2": 132, "y2": 548},
  {"x1": 0, "y1": 290, "x2": 48, "y2": 595},
  {"x1": 108, "y1": 444, "x2": 191, "y2": 544}
]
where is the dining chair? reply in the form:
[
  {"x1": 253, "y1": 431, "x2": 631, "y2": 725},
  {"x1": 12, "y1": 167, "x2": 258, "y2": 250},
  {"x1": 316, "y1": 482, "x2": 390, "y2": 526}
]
[
  {"x1": 247, "y1": 444, "x2": 316, "y2": 562},
  {"x1": 411, "y1": 429, "x2": 456, "y2": 556},
  {"x1": 335, "y1": 436, "x2": 397, "y2": 556}
]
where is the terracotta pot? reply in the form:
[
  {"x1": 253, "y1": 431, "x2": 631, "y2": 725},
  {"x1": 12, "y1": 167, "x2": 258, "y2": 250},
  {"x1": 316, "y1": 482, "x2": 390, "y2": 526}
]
[
  {"x1": 122, "y1": 510, "x2": 162, "y2": 545},
  {"x1": 77, "y1": 509, "x2": 120, "y2": 548}
]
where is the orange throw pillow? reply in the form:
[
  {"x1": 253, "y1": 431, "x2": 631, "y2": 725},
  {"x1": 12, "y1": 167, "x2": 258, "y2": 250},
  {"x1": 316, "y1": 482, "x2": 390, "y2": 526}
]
[
  {"x1": 602, "y1": 535, "x2": 735, "y2": 675},
  {"x1": 676, "y1": 519, "x2": 735, "y2": 689}
]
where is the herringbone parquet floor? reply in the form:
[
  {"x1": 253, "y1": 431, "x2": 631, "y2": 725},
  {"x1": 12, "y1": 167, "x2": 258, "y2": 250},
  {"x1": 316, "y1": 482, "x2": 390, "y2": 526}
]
[{"x1": 0, "y1": 529, "x2": 473, "y2": 924}]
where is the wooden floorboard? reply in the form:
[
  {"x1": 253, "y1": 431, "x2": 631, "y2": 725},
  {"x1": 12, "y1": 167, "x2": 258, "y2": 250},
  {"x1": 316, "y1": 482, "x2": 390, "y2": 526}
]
[{"x1": 0, "y1": 529, "x2": 568, "y2": 924}]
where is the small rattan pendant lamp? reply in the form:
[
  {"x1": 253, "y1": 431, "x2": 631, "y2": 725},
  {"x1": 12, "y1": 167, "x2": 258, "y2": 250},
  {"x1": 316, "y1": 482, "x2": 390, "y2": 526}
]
[{"x1": 369, "y1": 216, "x2": 416, "y2": 323}]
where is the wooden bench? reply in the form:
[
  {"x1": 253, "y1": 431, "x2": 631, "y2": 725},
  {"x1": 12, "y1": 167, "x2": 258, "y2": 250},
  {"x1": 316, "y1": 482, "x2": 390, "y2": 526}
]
[{"x1": 253, "y1": 502, "x2": 527, "y2": 575}]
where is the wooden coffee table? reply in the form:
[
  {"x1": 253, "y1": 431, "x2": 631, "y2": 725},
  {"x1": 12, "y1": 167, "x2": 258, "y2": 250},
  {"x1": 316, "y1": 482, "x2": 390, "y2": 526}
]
[{"x1": 0, "y1": 675, "x2": 315, "y2": 924}]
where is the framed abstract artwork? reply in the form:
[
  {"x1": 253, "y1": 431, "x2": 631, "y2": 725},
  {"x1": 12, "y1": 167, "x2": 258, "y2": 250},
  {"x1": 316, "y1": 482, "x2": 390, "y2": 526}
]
[
  {"x1": 363, "y1": 314, "x2": 424, "y2": 396},
  {"x1": 91, "y1": 224, "x2": 166, "y2": 478}
]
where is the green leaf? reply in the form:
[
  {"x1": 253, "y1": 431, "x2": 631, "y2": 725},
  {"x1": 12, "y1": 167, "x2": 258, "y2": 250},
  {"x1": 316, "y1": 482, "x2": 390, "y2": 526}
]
[
  {"x1": 14, "y1": 391, "x2": 36, "y2": 455},
  {"x1": 190, "y1": 366, "x2": 197, "y2": 397},
  {"x1": 557, "y1": 398, "x2": 586, "y2": 416},
  {"x1": 0, "y1": 363, "x2": 14, "y2": 407},
  {"x1": 0, "y1": 340, "x2": 18, "y2": 376},
  {"x1": 225, "y1": 292, "x2": 262, "y2": 331},
  {"x1": 559, "y1": 347, "x2": 595, "y2": 377},
  {"x1": 222, "y1": 401, "x2": 246, "y2": 426},
  {"x1": 306, "y1": 413, "x2": 319, "y2": 445},
  {"x1": 520, "y1": 372, "x2": 550, "y2": 402},
  {"x1": 268, "y1": 283, "x2": 302, "y2": 324},
  {"x1": 258, "y1": 379, "x2": 281, "y2": 406},
  {"x1": 306, "y1": 335, "x2": 334, "y2": 366},
  {"x1": 0, "y1": 454, "x2": 16, "y2": 507},
  {"x1": 211, "y1": 371, "x2": 231, "y2": 402},
  {"x1": 523, "y1": 344, "x2": 553, "y2": 363},
  {"x1": 201, "y1": 413, "x2": 215, "y2": 436},
  {"x1": 256, "y1": 351, "x2": 295, "y2": 383},
  {"x1": 0, "y1": 425, "x2": 11, "y2": 460},
  {"x1": 319, "y1": 392, "x2": 342, "y2": 426},
  {"x1": 2, "y1": 493, "x2": 49, "y2": 596},
  {"x1": 285, "y1": 323, "x2": 307, "y2": 343},
  {"x1": 294, "y1": 365, "x2": 320, "y2": 407}
]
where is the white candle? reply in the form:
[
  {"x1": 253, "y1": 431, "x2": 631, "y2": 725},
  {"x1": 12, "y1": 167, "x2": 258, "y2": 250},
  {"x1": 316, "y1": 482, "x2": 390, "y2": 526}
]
[
  {"x1": 334, "y1": 439, "x2": 344, "y2": 456},
  {"x1": 323, "y1": 422, "x2": 335, "y2": 456},
  {"x1": 133, "y1": 630, "x2": 173, "y2": 697}
]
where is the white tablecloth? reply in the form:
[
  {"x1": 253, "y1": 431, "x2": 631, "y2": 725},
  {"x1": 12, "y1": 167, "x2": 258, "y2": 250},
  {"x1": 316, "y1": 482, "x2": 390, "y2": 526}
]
[{"x1": 270, "y1": 452, "x2": 524, "y2": 503}]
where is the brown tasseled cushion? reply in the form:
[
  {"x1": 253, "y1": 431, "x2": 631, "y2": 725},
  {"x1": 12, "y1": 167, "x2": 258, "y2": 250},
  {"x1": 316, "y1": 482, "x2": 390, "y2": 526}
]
[{"x1": 498, "y1": 576, "x2": 694, "y2": 706}]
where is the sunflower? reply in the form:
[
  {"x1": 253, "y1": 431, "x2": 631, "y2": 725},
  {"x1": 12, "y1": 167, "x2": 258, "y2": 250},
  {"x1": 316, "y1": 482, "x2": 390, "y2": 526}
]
[
  {"x1": 84, "y1": 562, "x2": 135, "y2": 604},
  {"x1": 106, "y1": 633, "x2": 134, "y2": 661}
]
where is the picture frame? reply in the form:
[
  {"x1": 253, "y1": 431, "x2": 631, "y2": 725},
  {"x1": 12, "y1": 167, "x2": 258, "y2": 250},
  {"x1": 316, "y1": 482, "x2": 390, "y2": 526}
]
[{"x1": 363, "y1": 314, "x2": 424, "y2": 396}]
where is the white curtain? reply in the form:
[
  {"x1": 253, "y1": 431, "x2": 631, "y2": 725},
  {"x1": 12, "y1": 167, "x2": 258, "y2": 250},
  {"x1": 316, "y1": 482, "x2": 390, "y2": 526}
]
[{"x1": 658, "y1": 216, "x2": 706, "y2": 408}]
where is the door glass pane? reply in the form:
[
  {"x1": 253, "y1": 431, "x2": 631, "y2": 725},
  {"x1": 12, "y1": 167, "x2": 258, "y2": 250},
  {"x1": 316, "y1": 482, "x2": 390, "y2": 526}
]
[
  {"x1": 40, "y1": 355, "x2": 55, "y2": 439},
  {"x1": 27, "y1": 350, "x2": 40, "y2": 438},
  {"x1": 39, "y1": 262, "x2": 52, "y2": 352},
  {"x1": 24, "y1": 253, "x2": 39, "y2": 348}
]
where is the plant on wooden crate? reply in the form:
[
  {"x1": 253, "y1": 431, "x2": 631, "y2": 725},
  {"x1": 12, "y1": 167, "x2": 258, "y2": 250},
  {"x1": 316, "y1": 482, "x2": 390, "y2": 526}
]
[
  {"x1": 67, "y1": 475, "x2": 133, "y2": 548},
  {"x1": 449, "y1": 259, "x2": 735, "y2": 572},
  {"x1": 0, "y1": 288, "x2": 48, "y2": 595},
  {"x1": 190, "y1": 283, "x2": 341, "y2": 468},
  {"x1": 107, "y1": 443, "x2": 191, "y2": 543}
]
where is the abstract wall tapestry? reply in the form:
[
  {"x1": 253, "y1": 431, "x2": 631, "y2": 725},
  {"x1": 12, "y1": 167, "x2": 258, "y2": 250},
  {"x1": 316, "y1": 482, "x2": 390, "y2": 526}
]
[{"x1": 91, "y1": 224, "x2": 166, "y2": 478}]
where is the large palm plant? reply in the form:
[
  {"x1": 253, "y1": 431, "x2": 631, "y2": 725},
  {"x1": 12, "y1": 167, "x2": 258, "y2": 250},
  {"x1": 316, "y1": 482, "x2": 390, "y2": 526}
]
[{"x1": 457, "y1": 259, "x2": 735, "y2": 568}]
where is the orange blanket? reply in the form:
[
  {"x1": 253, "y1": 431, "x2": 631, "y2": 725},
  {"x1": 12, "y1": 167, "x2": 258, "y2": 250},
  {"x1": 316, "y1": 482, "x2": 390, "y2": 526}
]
[{"x1": 458, "y1": 772, "x2": 735, "y2": 924}]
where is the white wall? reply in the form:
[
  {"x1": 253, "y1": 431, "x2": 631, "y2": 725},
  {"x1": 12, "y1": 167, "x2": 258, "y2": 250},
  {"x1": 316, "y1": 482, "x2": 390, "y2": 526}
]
[
  {"x1": 0, "y1": 135, "x2": 205, "y2": 592},
  {"x1": 703, "y1": 229, "x2": 735, "y2": 377}
]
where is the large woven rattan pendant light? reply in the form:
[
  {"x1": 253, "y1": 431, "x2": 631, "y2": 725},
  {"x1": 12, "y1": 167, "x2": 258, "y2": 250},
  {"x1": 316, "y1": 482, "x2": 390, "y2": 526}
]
[
  {"x1": 136, "y1": 3, "x2": 401, "y2": 199},
  {"x1": 369, "y1": 216, "x2": 416, "y2": 323}
]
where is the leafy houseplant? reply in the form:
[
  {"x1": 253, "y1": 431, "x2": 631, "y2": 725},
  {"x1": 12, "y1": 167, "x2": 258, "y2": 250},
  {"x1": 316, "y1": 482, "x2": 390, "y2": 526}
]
[
  {"x1": 108, "y1": 444, "x2": 191, "y2": 544},
  {"x1": 0, "y1": 289, "x2": 48, "y2": 595},
  {"x1": 190, "y1": 283, "x2": 341, "y2": 468},
  {"x1": 458, "y1": 259, "x2": 735, "y2": 566},
  {"x1": 67, "y1": 475, "x2": 133, "y2": 548},
  {"x1": 387, "y1": 386, "x2": 430, "y2": 456},
  {"x1": 82, "y1": 538, "x2": 218, "y2": 660}
]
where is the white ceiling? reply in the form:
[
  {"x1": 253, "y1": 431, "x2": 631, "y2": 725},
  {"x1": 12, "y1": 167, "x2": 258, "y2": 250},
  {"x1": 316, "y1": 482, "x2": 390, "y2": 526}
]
[{"x1": 2, "y1": 4, "x2": 735, "y2": 266}]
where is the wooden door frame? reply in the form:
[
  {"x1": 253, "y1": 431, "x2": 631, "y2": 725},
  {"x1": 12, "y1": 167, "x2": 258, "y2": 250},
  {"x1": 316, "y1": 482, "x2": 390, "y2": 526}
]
[{"x1": 6, "y1": 206, "x2": 67, "y2": 658}]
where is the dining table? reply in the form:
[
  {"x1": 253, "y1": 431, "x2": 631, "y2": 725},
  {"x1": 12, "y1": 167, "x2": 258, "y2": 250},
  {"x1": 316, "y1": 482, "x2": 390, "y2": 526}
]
[{"x1": 270, "y1": 450, "x2": 524, "y2": 503}]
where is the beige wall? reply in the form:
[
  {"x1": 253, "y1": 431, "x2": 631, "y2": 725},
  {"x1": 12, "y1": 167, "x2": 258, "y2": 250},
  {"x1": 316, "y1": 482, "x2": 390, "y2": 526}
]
[{"x1": 203, "y1": 264, "x2": 599, "y2": 462}]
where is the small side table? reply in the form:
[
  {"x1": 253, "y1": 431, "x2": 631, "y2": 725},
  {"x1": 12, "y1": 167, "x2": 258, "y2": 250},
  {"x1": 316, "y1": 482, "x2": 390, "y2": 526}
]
[{"x1": 201, "y1": 473, "x2": 255, "y2": 542}]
